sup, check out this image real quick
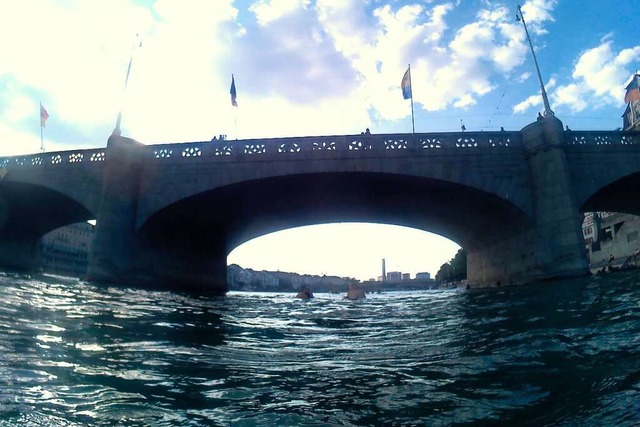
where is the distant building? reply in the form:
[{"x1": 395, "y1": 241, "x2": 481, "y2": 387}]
[
  {"x1": 40, "y1": 222, "x2": 95, "y2": 278},
  {"x1": 582, "y1": 212, "x2": 640, "y2": 271},
  {"x1": 622, "y1": 103, "x2": 640, "y2": 131},
  {"x1": 415, "y1": 272, "x2": 431, "y2": 280},
  {"x1": 227, "y1": 264, "x2": 280, "y2": 291},
  {"x1": 401, "y1": 273, "x2": 411, "y2": 281},
  {"x1": 386, "y1": 271, "x2": 401, "y2": 281},
  {"x1": 622, "y1": 73, "x2": 640, "y2": 131}
]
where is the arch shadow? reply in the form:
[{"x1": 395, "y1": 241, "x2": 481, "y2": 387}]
[
  {"x1": 138, "y1": 172, "x2": 532, "y2": 257},
  {"x1": 0, "y1": 181, "x2": 95, "y2": 240},
  {"x1": 581, "y1": 172, "x2": 640, "y2": 216}
]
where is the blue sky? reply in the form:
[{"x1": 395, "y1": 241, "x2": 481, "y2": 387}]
[{"x1": 1, "y1": 0, "x2": 638, "y2": 280}]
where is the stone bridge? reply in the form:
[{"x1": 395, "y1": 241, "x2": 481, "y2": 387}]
[{"x1": 0, "y1": 116, "x2": 639, "y2": 293}]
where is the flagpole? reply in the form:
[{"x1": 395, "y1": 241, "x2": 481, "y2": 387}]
[
  {"x1": 39, "y1": 102, "x2": 44, "y2": 152},
  {"x1": 409, "y1": 64, "x2": 415, "y2": 134},
  {"x1": 113, "y1": 34, "x2": 141, "y2": 136},
  {"x1": 517, "y1": 4, "x2": 553, "y2": 117}
]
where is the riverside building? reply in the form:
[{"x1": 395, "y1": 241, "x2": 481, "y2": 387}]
[{"x1": 40, "y1": 222, "x2": 95, "y2": 278}]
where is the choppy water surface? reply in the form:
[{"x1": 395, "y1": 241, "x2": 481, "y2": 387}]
[{"x1": 0, "y1": 272, "x2": 639, "y2": 426}]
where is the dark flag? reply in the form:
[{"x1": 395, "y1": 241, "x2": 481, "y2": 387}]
[{"x1": 230, "y1": 75, "x2": 238, "y2": 107}]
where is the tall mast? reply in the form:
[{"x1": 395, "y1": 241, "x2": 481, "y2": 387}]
[
  {"x1": 113, "y1": 34, "x2": 141, "y2": 136},
  {"x1": 517, "y1": 4, "x2": 554, "y2": 117}
]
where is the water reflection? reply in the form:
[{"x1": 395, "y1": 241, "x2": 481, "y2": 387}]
[{"x1": 0, "y1": 272, "x2": 639, "y2": 425}]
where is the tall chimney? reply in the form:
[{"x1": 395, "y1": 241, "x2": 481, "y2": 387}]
[{"x1": 382, "y1": 258, "x2": 386, "y2": 282}]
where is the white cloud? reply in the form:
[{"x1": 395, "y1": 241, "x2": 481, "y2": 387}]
[
  {"x1": 417, "y1": 4, "x2": 525, "y2": 111},
  {"x1": 250, "y1": 0, "x2": 307, "y2": 26},
  {"x1": 0, "y1": 120, "x2": 83, "y2": 156},
  {"x1": 517, "y1": 72, "x2": 532, "y2": 83},
  {"x1": 0, "y1": 123, "x2": 41, "y2": 156},
  {"x1": 492, "y1": 18, "x2": 528, "y2": 72},
  {"x1": 546, "y1": 76, "x2": 557, "y2": 90},
  {"x1": 312, "y1": 1, "x2": 534, "y2": 118},
  {"x1": 553, "y1": 83, "x2": 585, "y2": 111},
  {"x1": 520, "y1": 0, "x2": 557, "y2": 34},
  {"x1": 552, "y1": 40, "x2": 640, "y2": 111},
  {"x1": 454, "y1": 94, "x2": 477, "y2": 109},
  {"x1": 450, "y1": 22, "x2": 494, "y2": 59},
  {"x1": 2, "y1": 91, "x2": 35, "y2": 124},
  {"x1": 513, "y1": 94, "x2": 541, "y2": 113},
  {"x1": 512, "y1": 77, "x2": 555, "y2": 114}
]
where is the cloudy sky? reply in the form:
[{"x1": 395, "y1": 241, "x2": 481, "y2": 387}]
[{"x1": 1, "y1": 0, "x2": 638, "y2": 280}]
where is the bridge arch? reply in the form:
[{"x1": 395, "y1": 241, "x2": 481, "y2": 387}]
[
  {"x1": 0, "y1": 181, "x2": 95, "y2": 270},
  {"x1": 134, "y1": 172, "x2": 533, "y2": 288},
  {"x1": 136, "y1": 144, "x2": 532, "y2": 232},
  {"x1": 579, "y1": 172, "x2": 640, "y2": 216}
]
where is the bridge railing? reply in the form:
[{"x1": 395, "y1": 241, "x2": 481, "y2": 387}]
[
  {"x1": 564, "y1": 131, "x2": 640, "y2": 146},
  {"x1": 0, "y1": 132, "x2": 523, "y2": 169},
  {"x1": 4, "y1": 130, "x2": 637, "y2": 169},
  {"x1": 149, "y1": 131, "x2": 522, "y2": 161},
  {"x1": 0, "y1": 148, "x2": 106, "y2": 169}
]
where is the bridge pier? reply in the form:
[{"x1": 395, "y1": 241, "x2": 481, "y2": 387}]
[
  {"x1": 466, "y1": 230, "x2": 535, "y2": 286},
  {"x1": 523, "y1": 116, "x2": 589, "y2": 280},
  {"x1": 134, "y1": 244, "x2": 228, "y2": 294},
  {"x1": 467, "y1": 117, "x2": 589, "y2": 286},
  {"x1": 86, "y1": 135, "x2": 146, "y2": 286},
  {"x1": 86, "y1": 135, "x2": 228, "y2": 294}
]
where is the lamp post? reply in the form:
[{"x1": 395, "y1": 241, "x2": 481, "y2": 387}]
[{"x1": 516, "y1": 4, "x2": 554, "y2": 117}]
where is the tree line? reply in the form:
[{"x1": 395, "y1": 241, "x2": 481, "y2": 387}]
[{"x1": 435, "y1": 249, "x2": 467, "y2": 283}]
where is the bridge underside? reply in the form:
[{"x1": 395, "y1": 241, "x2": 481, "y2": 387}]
[
  {"x1": 581, "y1": 172, "x2": 640, "y2": 215},
  {"x1": 136, "y1": 172, "x2": 536, "y2": 291},
  {"x1": 0, "y1": 182, "x2": 93, "y2": 271}
]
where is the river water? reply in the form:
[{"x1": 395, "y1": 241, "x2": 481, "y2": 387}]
[{"x1": 0, "y1": 271, "x2": 639, "y2": 426}]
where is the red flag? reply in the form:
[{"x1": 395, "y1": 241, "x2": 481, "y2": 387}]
[{"x1": 40, "y1": 103, "x2": 49, "y2": 128}]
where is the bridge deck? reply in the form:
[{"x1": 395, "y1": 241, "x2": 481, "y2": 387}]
[{"x1": 0, "y1": 131, "x2": 638, "y2": 170}]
